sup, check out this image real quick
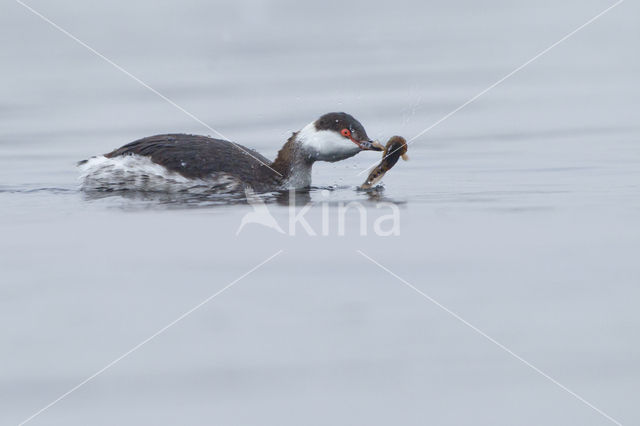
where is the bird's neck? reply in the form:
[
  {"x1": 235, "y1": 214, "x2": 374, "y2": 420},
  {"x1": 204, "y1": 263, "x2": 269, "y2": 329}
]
[{"x1": 272, "y1": 132, "x2": 314, "y2": 189}]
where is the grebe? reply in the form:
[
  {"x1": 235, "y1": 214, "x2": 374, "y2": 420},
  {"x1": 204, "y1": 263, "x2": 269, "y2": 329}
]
[{"x1": 79, "y1": 112, "x2": 382, "y2": 193}]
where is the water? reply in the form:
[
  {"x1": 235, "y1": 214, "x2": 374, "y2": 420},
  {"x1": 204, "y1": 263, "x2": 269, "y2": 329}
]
[{"x1": 1, "y1": 0, "x2": 639, "y2": 425}]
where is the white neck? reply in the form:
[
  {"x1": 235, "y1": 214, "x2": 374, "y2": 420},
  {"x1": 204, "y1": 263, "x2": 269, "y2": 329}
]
[
  {"x1": 283, "y1": 157, "x2": 313, "y2": 189},
  {"x1": 276, "y1": 122, "x2": 362, "y2": 189}
]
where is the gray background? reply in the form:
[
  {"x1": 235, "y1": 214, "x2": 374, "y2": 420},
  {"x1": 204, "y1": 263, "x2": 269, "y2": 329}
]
[{"x1": 1, "y1": 0, "x2": 639, "y2": 425}]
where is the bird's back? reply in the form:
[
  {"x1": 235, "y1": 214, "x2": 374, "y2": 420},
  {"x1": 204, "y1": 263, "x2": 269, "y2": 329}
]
[{"x1": 102, "y1": 134, "x2": 282, "y2": 191}]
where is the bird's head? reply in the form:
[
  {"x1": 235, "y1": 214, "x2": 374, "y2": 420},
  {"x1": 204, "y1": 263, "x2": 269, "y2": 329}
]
[{"x1": 296, "y1": 112, "x2": 383, "y2": 162}]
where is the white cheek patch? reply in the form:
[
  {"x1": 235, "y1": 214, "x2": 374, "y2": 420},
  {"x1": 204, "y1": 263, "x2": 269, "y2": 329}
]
[{"x1": 297, "y1": 122, "x2": 360, "y2": 160}]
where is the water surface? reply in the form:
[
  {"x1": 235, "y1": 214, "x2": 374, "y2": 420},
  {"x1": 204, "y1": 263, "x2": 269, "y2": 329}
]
[{"x1": 1, "y1": 0, "x2": 639, "y2": 425}]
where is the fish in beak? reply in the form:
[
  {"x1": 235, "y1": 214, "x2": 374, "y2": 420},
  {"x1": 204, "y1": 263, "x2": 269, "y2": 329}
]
[{"x1": 358, "y1": 140, "x2": 385, "y2": 151}]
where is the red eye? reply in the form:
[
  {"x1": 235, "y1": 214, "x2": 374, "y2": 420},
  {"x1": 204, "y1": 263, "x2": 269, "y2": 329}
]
[{"x1": 341, "y1": 128, "x2": 351, "y2": 138}]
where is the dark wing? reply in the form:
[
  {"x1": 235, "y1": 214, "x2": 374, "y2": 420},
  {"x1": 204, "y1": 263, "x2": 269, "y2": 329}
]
[{"x1": 105, "y1": 134, "x2": 274, "y2": 180}]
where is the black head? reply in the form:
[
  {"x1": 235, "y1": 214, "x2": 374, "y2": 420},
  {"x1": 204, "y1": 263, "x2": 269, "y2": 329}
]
[{"x1": 314, "y1": 112, "x2": 381, "y2": 151}]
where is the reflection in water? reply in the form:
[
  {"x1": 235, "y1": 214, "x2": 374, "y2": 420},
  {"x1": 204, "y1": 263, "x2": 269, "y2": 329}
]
[
  {"x1": 81, "y1": 187, "x2": 301, "y2": 209},
  {"x1": 0, "y1": 182, "x2": 406, "y2": 211},
  {"x1": 274, "y1": 188, "x2": 311, "y2": 206},
  {"x1": 76, "y1": 184, "x2": 406, "y2": 210},
  {"x1": 81, "y1": 187, "x2": 250, "y2": 208},
  {"x1": 358, "y1": 185, "x2": 392, "y2": 203}
]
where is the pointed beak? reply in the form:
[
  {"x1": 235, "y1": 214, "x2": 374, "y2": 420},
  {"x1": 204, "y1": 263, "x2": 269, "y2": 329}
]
[{"x1": 358, "y1": 140, "x2": 384, "y2": 151}]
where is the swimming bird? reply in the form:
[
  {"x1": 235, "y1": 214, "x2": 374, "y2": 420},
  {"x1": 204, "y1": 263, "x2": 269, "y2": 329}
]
[{"x1": 79, "y1": 112, "x2": 382, "y2": 193}]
